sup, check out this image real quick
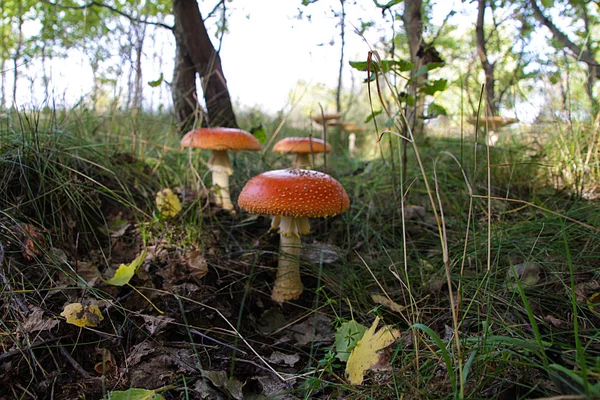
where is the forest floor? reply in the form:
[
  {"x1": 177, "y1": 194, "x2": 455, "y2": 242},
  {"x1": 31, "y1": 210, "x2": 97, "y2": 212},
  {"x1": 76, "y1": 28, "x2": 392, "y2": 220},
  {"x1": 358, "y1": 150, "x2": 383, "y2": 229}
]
[{"x1": 1, "y1": 111, "x2": 599, "y2": 399}]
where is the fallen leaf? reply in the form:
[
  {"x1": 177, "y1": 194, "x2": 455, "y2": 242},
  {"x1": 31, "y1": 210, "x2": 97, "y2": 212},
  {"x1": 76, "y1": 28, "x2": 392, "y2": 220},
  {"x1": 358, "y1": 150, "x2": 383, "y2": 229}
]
[
  {"x1": 103, "y1": 251, "x2": 147, "y2": 286},
  {"x1": 291, "y1": 314, "x2": 333, "y2": 346},
  {"x1": 544, "y1": 314, "x2": 565, "y2": 328},
  {"x1": 301, "y1": 241, "x2": 341, "y2": 264},
  {"x1": 156, "y1": 188, "x2": 181, "y2": 217},
  {"x1": 403, "y1": 205, "x2": 426, "y2": 219},
  {"x1": 371, "y1": 294, "x2": 406, "y2": 314},
  {"x1": 334, "y1": 320, "x2": 367, "y2": 362},
  {"x1": 21, "y1": 307, "x2": 60, "y2": 333},
  {"x1": 104, "y1": 388, "x2": 164, "y2": 400},
  {"x1": 506, "y1": 262, "x2": 541, "y2": 290},
  {"x1": 61, "y1": 303, "x2": 104, "y2": 328},
  {"x1": 185, "y1": 250, "x2": 208, "y2": 279},
  {"x1": 202, "y1": 370, "x2": 245, "y2": 400},
  {"x1": 76, "y1": 261, "x2": 101, "y2": 286},
  {"x1": 141, "y1": 314, "x2": 174, "y2": 336},
  {"x1": 267, "y1": 351, "x2": 300, "y2": 367},
  {"x1": 587, "y1": 292, "x2": 600, "y2": 313},
  {"x1": 18, "y1": 223, "x2": 47, "y2": 261},
  {"x1": 345, "y1": 316, "x2": 400, "y2": 385}
]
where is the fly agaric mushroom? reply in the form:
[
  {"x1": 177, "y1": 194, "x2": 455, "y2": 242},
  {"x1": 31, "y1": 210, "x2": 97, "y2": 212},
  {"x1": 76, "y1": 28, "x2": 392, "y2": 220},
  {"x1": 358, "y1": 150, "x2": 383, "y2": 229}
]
[
  {"x1": 238, "y1": 169, "x2": 349, "y2": 303},
  {"x1": 273, "y1": 137, "x2": 332, "y2": 168},
  {"x1": 181, "y1": 127, "x2": 261, "y2": 211}
]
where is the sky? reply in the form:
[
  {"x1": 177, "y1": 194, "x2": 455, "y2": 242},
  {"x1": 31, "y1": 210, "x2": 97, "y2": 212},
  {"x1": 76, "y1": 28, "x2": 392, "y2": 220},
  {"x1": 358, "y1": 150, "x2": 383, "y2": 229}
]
[{"x1": 13, "y1": 0, "x2": 463, "y2": 115}]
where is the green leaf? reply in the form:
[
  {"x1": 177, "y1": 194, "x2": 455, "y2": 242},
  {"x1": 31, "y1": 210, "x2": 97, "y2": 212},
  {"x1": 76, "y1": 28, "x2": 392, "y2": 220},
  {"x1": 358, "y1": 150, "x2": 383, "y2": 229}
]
[
  {"x1": 147, "y1": 73, "x2": 163, "y2": 87},
  {"x1": 349, "y1": 59, "x2": 413, "y2": 73},
  {"x1": 335, "y1": 320, "x2": 368, "y2": 362},
  {"x1": 250, "y1": 124, "x2": 267, "y2": 145},
  {"x1": 365, "y1": 110, "x2": 382, "y2": 123},
  {"x1": 103, "y1": 251, "x2": 147, "y2": 286},
  {"x1": 427, "y1": 103, "x2": 448, "y2": 118},
  {"x1": 104, "y1": 388, "x2": 164, "y2": 400},
  {"x1": 414, "y1": 62, "x2": 445, "y2": 78},
  {"x1": 419, "y1": 79, "x2": 448, "y2": 96}
]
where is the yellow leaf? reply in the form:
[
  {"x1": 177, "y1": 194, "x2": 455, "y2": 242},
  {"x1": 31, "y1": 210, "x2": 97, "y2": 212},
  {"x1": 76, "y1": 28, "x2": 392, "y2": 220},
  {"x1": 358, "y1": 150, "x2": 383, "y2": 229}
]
[
  {"x1": 61, "y1": 303, "x2": 104, "y2": 327},
  {"x1": 103, "y1": 251, "x2": 147, "y2": 286},
  {"x1": 345, "y1": 316, "x2": 400, "y2": 385},
  {"x1": 587, "y1": 292, "x2": 600, "y2": 312},
  {"x1": 156, "y1": 188, "x2": 181, "y2": 217}
]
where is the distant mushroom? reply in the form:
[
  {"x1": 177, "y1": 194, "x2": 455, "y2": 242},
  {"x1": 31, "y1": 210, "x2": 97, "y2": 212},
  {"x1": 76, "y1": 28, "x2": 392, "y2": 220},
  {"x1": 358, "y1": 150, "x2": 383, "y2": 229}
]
[
  {"x1": 466, "y1": 116, "x2": 519, "y2": 146},
  {"x1": 181, "y1": 127, "x2": 261, "y2": 211},
  {"x1": 273, "y1": 137, "x2": 332, "y2": 168},
  {"x1": 326, "y1": 121, "x2": 365, "y2": 155},
  {"x1": 238, "y1": 169, "x2": 349, "y2": 303},
  {"x1": 310, "y1": 112, "x2": 342, "y2": 126}
]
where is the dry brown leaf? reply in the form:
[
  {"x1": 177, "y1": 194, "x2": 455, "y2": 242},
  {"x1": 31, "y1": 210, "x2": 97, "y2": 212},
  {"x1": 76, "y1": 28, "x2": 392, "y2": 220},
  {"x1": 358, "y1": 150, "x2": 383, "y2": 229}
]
[
  {"x1": 20, "y1": 223, "x2": 46, "y2": 260},
  {"x1": 21, "y1": 307, "x2": 60, "y2": 333},
  {"x1": 185, "y1": 250, "x2": 208, "y2": 279},
  {"x1": 371, "y1": 294, "x2": 406, "y2": 314},
  {"x1": 267, "y1": 351, "x2": 300, "y2": 367},
  {"x1": 141, "y1": 314, "x2": 174, "y2": 336}
]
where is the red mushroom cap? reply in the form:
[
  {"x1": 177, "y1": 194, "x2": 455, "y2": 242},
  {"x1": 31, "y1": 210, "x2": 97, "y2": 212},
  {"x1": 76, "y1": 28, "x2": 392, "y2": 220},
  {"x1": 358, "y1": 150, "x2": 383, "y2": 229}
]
[
  {"x1": 238, "y1": 169, "x2": 349, "y2": 218},
  {"x1": 181, "y1": 127, "x2": 262, "y2": 151},
  {"x1": 273, "y1": 137, "x2": 332, "y2": 154}
]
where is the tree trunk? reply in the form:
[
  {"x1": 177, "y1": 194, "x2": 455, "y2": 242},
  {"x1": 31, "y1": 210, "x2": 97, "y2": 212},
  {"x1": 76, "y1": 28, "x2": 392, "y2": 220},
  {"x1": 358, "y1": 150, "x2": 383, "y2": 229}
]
[
  {"x1": 476, "y1": 0, "x2": 497, "y2": 116},
  {"x1": 402, "y1": 0, "x2": 425, "y2": 139},
  {"x1": 172, "y1": 35, "x2": 200, "y2": 134},
  {"x1": 336, "y1": 0, "x2": 345, "y2": 115},
  {"x1": 172, "y1": 0, "x2": 237, "y2": 131}
]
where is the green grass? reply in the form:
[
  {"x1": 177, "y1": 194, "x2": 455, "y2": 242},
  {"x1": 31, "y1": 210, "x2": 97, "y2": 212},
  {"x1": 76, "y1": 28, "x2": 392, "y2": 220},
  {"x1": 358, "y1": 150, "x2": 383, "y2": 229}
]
[{"x1": 0, "y1": 107, "x2": 599, "y2": 399}]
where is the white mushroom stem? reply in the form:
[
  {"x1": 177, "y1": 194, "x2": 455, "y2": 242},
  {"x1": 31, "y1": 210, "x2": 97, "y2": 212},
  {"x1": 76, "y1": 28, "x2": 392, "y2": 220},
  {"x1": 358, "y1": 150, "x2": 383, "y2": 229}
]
[
  {"x1": 208, "y1": 150, "x2": 234, "y2": 211},
  {"x1": 270, "y1": 216, "x2": 310, "y2": 303},
  {"x1": 293, "y1": 153, "x2": 312, "y2": 169}
]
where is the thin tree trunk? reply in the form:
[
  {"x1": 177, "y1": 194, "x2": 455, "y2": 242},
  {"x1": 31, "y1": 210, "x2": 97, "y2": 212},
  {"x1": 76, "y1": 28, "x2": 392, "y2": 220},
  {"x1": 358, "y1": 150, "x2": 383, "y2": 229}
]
[
  {"x1": 476, "y1": 0, "x2": 497, "y2": 116},
  {"x1": 336, "y1": 0, "x2": 345, "y2": 114},
  {"x1": 133, "y1": 22, "x2": 147, "y2": 110},
  {"x1": 172, "y1": 0, "x2": 237, "y2": 130},
  {"x1": 12, "y1": 1, "x2": 24, "y2": 106},
  {"x1": 402, "y1": 0, "x2": 425, "y2": 139},
  {"x1": 172, "y1": 36, "x2": 199, "y2": 133}
]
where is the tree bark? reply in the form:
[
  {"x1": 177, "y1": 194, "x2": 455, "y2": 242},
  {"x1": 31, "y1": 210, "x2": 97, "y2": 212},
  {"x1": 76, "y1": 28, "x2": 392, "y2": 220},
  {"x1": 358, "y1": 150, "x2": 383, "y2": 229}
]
[
  {"x1": 172, "y1": 0, "x2": 238, "y2": 131},
  {"x1": 172, "y1": 35, "x2": 200, "y2": 134},
  {"x1": 402, "y1": 0, "x2": 425, "y2": 139},
  {"x1": 336, "y1": 0, "x2": 345, "y2": 115},
  {"x1": 476, "y1": 0, "x2": 497, "y2": 116}
]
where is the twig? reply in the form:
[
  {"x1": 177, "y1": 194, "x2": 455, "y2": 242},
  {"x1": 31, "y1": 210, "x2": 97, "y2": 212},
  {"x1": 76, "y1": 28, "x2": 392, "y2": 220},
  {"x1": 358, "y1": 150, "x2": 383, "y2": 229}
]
[
  {"x1": 57, "y1": 342, "x2": 91, "y2": 379},
  {"x1": 0, "y1": 336, "x2": 67, "y2": 362},
  {"x1": 190, "y1": 329, "x2": 247, "y2": 355},
  {"x1": 40, "y1": 0, "x2": 173, "y2": 31}
]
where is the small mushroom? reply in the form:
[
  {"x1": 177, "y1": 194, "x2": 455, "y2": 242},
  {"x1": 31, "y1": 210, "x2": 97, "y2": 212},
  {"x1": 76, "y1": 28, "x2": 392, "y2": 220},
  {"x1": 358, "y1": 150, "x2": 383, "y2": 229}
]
[
  {"x1": 181, "y1": 127, "x2": 261, "y2": 211},
  {"x1": 310, "y1": 112, "x2": 342, "y2": 126},
  {"x1": 238, "y1": 169, "x2": 349, "y2": 303},
  {"x1": 466, "y1": 116, "x2": 519, "y2": 146},
  {"x1": 273, "y1": 137, "x2": 332, "y2": 168}
]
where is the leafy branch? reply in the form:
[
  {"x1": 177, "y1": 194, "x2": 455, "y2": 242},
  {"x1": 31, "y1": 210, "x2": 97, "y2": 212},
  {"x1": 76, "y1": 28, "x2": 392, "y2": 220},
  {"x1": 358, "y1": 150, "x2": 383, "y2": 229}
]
[{"x1": 40, "y1": 0, "x2": 174, "y2": 31}]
